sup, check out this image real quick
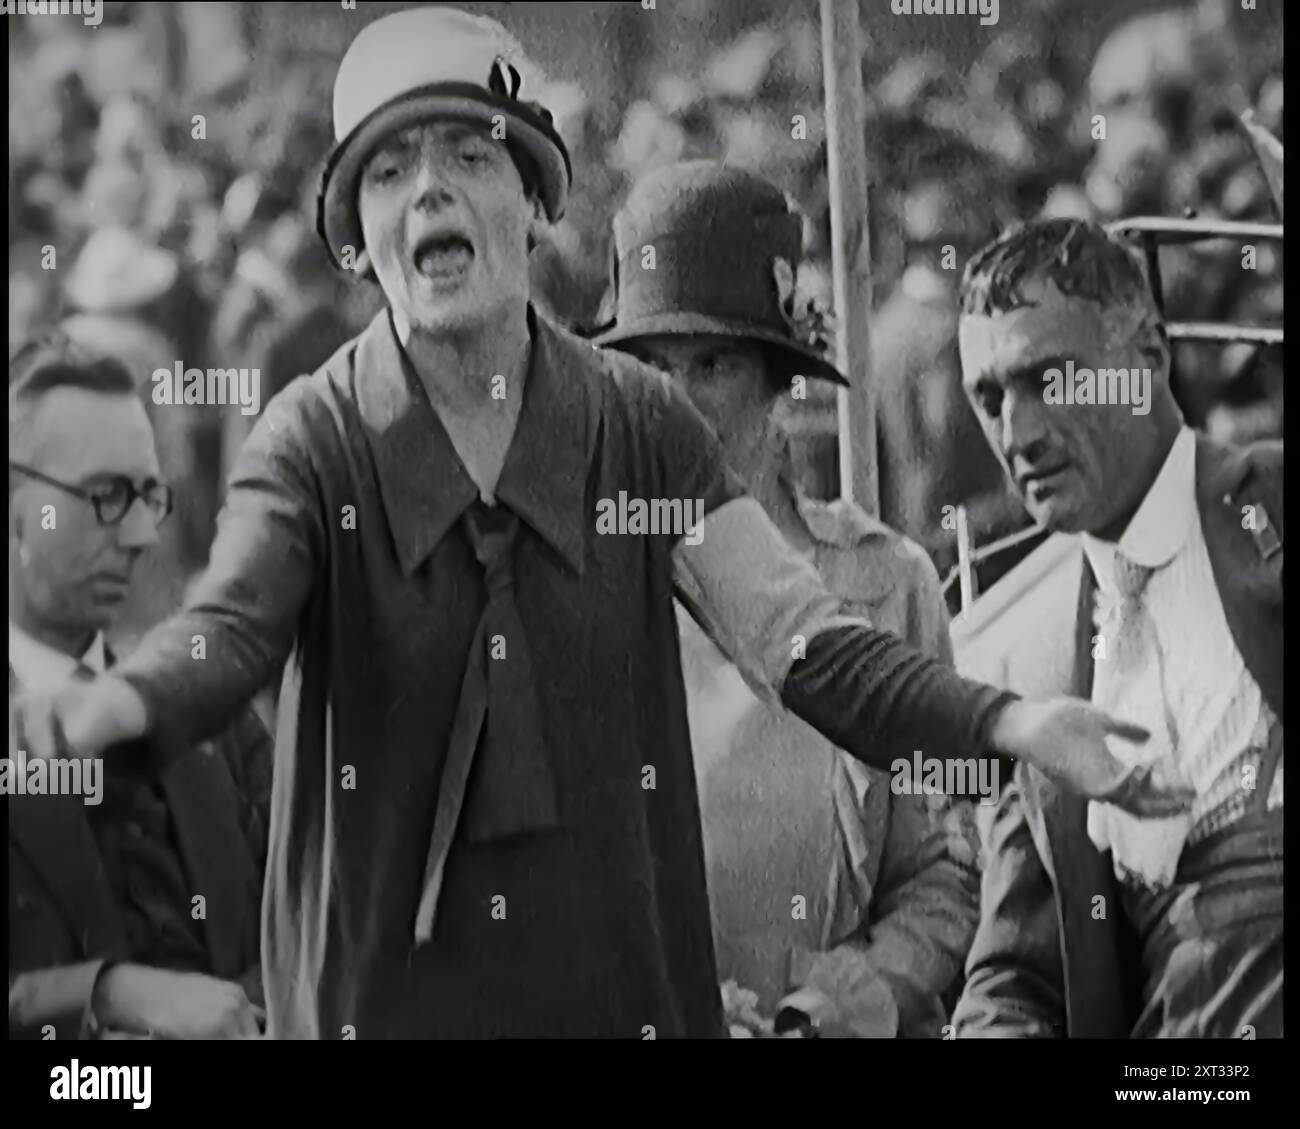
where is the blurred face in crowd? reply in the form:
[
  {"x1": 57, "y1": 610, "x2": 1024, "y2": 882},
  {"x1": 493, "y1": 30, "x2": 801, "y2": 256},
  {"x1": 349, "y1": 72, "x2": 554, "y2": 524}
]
[
  {"x1": 622, "y1": 334, "x2": 774, "y2": 450},
  {"x1": 958, "y1": 276, "x2": 1172, "y2": 538},
  {"x1": 10, "y1": 389, "x2": 162, "y2": 647},
  {"x1": 1082, "y1": 113, "x2": 1171, "y2": 219},
  {"x1": 357, "y1": 119, "x2": 542, "y2": 338}
]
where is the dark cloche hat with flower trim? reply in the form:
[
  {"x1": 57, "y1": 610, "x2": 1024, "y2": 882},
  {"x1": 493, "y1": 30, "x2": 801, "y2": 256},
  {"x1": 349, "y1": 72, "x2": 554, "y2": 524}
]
[{"x1": 594, "y1": 161, "x2": 846, "y2": 386}]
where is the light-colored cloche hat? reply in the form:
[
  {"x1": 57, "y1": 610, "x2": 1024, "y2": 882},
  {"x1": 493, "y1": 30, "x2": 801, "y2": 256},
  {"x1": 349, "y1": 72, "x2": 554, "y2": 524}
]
[
  {"x1": 316, "y1": 6, "x2": 572, "y2": 269},
  {"x1": 594, "y1": 161, "x2": 846, "y2": 386}
]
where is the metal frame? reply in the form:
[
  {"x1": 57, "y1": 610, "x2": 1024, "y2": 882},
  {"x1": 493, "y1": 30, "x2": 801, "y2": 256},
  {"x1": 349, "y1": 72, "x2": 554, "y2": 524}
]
[
  {"x1": 943, "y1": 519, "x2": 1048, "y2": 606},
  {"x1": 1105, "y1": 216, "x2": 1284, "y2": 346}
]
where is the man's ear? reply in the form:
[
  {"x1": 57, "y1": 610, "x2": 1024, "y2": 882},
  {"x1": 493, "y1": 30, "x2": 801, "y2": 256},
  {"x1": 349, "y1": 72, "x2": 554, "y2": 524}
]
[{"x1": 1136, "y1": 319, "x2": 1171, "y2": 383}]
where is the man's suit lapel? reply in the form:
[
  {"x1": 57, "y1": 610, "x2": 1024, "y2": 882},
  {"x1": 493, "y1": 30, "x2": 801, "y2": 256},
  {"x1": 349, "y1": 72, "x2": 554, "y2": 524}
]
[
  {"x1": 1036, "y1": 561, "x2": 1134, "y2": 1037},
  {"x1": 160, "y1": 746, "x2": 260, "y2": 979},
  {"x1": 8, "y1": 665, "x2": 130, "y2": 962},
  {"x1": 98, "y1": 645, "x2": 258, "y2": 977},
  {"x1": 9, "y1": 795, "x2": 130, "y2": 961},
  {"x1": 982, "y1": 551, "x2": 1128, "y2": 1035},
  {"x1": 998, "y1": 555, "x2": 1133, "y2": 1038},
  {"x1": 1195, "y1": 437, "x2": 1285, "y2": 721}
]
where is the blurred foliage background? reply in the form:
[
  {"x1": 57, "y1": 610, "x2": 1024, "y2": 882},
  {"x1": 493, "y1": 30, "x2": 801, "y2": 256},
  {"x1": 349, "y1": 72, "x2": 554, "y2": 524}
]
[{"x1": 8, "y1": 0, "x2": 1284, "y2": 634}]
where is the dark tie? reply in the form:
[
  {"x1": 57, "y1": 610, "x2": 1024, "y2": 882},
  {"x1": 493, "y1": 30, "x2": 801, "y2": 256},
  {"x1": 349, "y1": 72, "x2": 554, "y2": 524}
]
[{"x1": 413, "y1": 500, "x2": 561, "y2": 943}]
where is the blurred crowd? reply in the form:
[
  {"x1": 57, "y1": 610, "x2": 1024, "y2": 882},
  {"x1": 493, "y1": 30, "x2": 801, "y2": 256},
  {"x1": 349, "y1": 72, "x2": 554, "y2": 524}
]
[{"x1": 9, "y1": 0, "x2": 1284, "y2": 632}]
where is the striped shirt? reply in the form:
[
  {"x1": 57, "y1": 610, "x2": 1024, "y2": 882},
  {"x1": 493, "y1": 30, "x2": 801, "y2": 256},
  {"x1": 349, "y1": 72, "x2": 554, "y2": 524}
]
[{"x1": 1083, "y1": 427, "x2": 1281, "y2": 845}]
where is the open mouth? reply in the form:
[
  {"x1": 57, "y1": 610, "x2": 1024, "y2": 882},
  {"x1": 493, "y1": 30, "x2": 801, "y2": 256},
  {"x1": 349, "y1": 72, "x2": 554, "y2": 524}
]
[
  {"x1": 1020, "y1": 465, "x2": 1068, "y2": 494},
  {"x1": 413, "y1": 233, "x2": 475, "y2": 280}
]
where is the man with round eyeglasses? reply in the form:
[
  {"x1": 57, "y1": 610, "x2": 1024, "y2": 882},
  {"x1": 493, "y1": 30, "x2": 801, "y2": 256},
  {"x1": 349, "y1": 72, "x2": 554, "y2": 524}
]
[
  {"x1": 9, "y1": 341, "x2": 174, "y2": 645},
  {"x1": 8, "y1": 464, "x2": 174, "y2": 531},
  {"x1": 8, "y1": 332, "x2": 271, "y2": 1042}
]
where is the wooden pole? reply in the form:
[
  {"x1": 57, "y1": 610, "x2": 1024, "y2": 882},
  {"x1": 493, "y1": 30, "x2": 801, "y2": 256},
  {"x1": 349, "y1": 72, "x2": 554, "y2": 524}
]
[
  {"x1": 819, "y1": 0, "x2": 876, "y2": 515},
  {"x1": 955, "y1": 504, "x2": 976, "y2": 612}
]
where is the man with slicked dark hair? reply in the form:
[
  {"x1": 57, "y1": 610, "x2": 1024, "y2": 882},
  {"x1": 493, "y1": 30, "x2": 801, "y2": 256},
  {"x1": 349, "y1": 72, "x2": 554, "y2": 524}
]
[{"x1": 952, "y1": 219, "x2": 1283, "y2": 1038}]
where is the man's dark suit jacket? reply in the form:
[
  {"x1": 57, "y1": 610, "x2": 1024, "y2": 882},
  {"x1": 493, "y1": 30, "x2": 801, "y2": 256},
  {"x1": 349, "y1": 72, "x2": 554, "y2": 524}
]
[
  {"x1": 8, "y1": 654, "x2": 272, "y2": 1039},
  {"x1": 950, "y1": 435, "x2": 1283, "y2": 1037}
]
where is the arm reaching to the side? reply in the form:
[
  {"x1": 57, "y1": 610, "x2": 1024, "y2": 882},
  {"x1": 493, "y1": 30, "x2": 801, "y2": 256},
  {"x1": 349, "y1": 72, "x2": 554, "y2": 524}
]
[
  {"x1": 674, "y1": 497, "x2": 1192, "y2": 817},
  {"x1": 642, "y1": 369, "x2": 1193, "y2": 818}
]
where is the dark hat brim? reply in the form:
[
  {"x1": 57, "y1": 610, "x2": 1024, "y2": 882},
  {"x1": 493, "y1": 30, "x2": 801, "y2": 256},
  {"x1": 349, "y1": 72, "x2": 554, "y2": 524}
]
[
  {"x1": 594, "y1": 312, "x2": 848, "y2": 387},
  {"x1": 317, "y1": 83, "x2": 572, "y2": 269}
]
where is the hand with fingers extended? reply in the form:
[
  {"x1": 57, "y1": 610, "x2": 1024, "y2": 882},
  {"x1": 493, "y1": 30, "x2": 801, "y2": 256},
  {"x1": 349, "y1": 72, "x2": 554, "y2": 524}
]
[
  {"x1": 91, "y1": 965, "x2": 265, "y2": 1040},
  {"x1": 14, "y1": 673, "x2": 149, "y2": 762},
  {"x1": 989, "y1": 697, "x2": 1196, "y2": 817}
]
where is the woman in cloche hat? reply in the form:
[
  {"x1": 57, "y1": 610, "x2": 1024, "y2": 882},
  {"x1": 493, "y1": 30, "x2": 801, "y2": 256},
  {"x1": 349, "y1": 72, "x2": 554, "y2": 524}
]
[
  {"x1": 597, "y1": 161, "x2": 981, "y2": 1038},
  {"x1": 17, "y1": 6, "x2": 1183, "y2": 1044}
]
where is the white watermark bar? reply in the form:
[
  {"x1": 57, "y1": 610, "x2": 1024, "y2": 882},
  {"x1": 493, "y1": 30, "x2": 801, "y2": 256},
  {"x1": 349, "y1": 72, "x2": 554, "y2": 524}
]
[
  {"x1": 1043, "y1": 360, "x2": 1152, "y2": 416},
  {"x1": 890, "y1": 0, "x2": 998, "y2": 27},
  {"x1": 0, "y1": 0, "x2": 101, "y2": 25},
  {"x1": 1, "y1": 748, "x2": 103, "y2": 806},
  {"x1": 50, "y1": 1062, "x2": 151, "y2": 1109},
  {"x1": 595, "y1": 493, "x2": 705, "y2": 545},
  {"x1": 152, "y1": 363, "x2": 262, "y2": 416},
  {"x1": 890, "y1": 750, "x2": 1000, "y2": 806}
]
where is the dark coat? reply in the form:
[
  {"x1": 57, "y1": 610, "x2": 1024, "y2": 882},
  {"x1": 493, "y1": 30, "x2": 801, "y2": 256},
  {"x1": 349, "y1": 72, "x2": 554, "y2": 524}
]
[
  {"x1": 8, "y1": 658, "x2": 271, "y2": 1040},
  {"x1": 950, "y1": 435, "x2": 1283, "y2": 1037}
]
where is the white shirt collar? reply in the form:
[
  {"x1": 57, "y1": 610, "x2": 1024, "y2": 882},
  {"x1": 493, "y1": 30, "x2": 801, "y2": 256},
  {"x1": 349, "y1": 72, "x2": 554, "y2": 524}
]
[
  {"x1": 8, "y1": 621, "x2": 106, "y2": 694},
  {"x1": 1082, "y1": 426, "x2": 1198, "y2": 591}
]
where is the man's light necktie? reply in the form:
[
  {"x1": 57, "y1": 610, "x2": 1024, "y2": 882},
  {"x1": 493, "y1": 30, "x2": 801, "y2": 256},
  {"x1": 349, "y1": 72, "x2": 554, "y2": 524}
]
[
  {"x1": 1087, "y1": 551, "x2": 1193, "y2": 889},
  {"x1": 414, "y1": 501, "x2": 561, "y2": 944}
]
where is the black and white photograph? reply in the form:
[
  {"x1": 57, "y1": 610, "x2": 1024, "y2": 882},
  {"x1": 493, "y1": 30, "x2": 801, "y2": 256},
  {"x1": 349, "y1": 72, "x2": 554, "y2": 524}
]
[{"x1": 6, "y1": 0, "x2": 1284, "y2": 1102}]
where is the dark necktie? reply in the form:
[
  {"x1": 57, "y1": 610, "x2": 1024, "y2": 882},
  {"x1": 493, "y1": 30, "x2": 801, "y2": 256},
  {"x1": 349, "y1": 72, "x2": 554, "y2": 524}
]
[{"x1": 414, "y1": 500, "x2": 561, "y2": 943}]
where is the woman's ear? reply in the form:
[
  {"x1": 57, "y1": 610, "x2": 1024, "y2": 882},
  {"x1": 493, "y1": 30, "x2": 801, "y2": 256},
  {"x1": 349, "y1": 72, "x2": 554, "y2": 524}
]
[
  {"x1": 10, "y1": 490, "x2": 28, "y2": 561},
  {"x1": 526, "y1": 194, "x2": 549, "y2": 255}
]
